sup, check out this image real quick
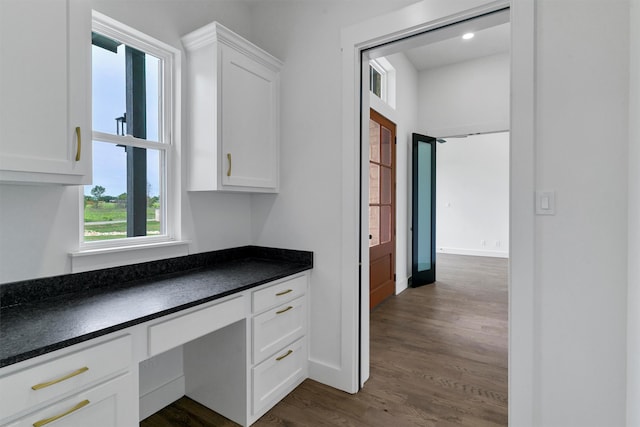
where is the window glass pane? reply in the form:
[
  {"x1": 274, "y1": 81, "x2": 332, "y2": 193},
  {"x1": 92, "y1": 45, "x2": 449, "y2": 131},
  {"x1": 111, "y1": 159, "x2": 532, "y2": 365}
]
[
  {"x1": 84, "y1": 141, "x2": 127, "y2": 241},
  {"x1": 84, "y1": 141, "x2": 163, "y2": 242},
  {"x1": 369, "y1": 206, "x2": 380, "y2": 247},
  {"x1": 380, "y1": 205, "x2": 391, "y2": 244},
  {"x1": 92, "y1": 43, "x2": 126, "y2": 136},
  {"x1": 145, "y1": 55, "x2": 160, "y2": 142},
  {"x1": 370, "y1": 66, "x2": 382, "y2": 97},
  {"x1": 146, "y1": 148, "x2": 163, "y2": 236},
  {"x1": 381, "y1": 126, "x2": 392, "y2": 166},
  {"x1": 92, "y1": 36, "x2": 161, "y2": 142},
  {"x1": 369, "y1": 120, "x2": 379, "y2": 162},
  {"x1": 369, "y1": 164, "x2": 379, "y2": 204},
  {"x1": 381, "y1": 166, "x2": 392, "y2": 205}
]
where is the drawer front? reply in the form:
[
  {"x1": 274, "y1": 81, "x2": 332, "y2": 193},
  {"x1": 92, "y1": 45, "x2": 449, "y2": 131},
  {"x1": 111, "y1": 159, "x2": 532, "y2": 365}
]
[
  {"x1": 0, "y1": 335, "x2": 131, "y2": 420},
  {"x1": 252, "y1": 296, "x2": 306, "y2": 364},
  {"x1": 148, "y1": 295, "x2": 245, "y2": 356},
  {"x1": 252, "y1": 337, "x2": 307, "y2": 415},
  {"x1": 252, "y1": 274, "x2": 306, "y2": 314},
  {"x1": 4, "y1": 371, "x2": 136, "y2": 427}
]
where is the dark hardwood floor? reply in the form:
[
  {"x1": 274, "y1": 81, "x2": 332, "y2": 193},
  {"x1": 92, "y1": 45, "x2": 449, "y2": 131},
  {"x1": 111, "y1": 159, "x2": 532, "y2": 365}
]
[{"x1": 141, "y1": 254, "x2": 508, "y2": 427}]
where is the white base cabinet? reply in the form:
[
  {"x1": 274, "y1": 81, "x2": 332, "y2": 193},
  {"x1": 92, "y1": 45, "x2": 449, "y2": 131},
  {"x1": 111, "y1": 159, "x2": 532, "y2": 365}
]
[
  {"x1": 0, "y1": 336, "x2": 136, "y2": 427},
  {"x1": 0, "y1": 0, "x2": 91, "y2": 185},
  {"x1": 183, "y1": 22, "x2": 282, "y2": 193},
  {"x1": 4, "y1": 373, "x2": 136, "y2": 427}
]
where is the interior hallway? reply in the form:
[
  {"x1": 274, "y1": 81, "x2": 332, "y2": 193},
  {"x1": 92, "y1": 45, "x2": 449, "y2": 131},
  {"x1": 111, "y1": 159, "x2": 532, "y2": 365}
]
[{"x1": 142, "y1": 254, "x2": 508, "y2": 426}]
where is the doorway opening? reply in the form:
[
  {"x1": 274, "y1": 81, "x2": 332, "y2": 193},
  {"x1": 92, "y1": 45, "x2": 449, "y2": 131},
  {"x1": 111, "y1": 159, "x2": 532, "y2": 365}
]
[{"x1": 358, "y1": 6, "x2": 511, "y2": 392}]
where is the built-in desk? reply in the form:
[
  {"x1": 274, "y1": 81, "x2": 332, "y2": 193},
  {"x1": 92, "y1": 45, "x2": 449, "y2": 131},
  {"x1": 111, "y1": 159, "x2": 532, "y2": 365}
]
[{"x1": 0, "y1": 246, "x2": 313, "y2": 426}]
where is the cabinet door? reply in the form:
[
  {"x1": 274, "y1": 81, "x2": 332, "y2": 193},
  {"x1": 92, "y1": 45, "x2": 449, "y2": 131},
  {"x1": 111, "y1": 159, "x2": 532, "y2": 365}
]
[
  {"x1": 0, "y1": 0, "x2": 91, "y2": 184},
  {"x1": 3, "y1": 372, "x2": 136, "y2": 427},
  {"x1": 220, "y1": 43, "x2": 278, "y2": 190}
]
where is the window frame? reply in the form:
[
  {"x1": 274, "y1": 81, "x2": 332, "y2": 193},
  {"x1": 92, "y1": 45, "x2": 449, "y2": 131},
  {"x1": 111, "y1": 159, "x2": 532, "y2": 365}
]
[{"x1": 79, "y1": 11, "x2": 181, "y2": 251}]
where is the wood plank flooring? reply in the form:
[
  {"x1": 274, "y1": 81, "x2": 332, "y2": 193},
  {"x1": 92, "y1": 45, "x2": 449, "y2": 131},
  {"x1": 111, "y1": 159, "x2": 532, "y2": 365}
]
[{"x1": 141, "y1": 254, "x2": 508, "y2": 427}]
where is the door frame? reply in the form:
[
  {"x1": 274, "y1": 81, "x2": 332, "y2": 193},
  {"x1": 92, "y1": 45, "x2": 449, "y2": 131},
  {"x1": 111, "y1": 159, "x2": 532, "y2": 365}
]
[{"x1": 340, "y1": 1, "x2": 535, "y2": 425}]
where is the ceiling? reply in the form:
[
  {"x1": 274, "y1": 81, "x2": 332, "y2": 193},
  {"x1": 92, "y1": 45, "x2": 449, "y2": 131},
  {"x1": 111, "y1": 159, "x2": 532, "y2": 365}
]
[{"x1": 403, "y1": 22, "x2": 510, "y2": 71}]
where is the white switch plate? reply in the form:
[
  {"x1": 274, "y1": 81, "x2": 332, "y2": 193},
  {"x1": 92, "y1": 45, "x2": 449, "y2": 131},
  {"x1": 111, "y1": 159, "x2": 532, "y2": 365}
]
[{"x1": 535, "y1": 191, "x2": 556, "y2": 215}]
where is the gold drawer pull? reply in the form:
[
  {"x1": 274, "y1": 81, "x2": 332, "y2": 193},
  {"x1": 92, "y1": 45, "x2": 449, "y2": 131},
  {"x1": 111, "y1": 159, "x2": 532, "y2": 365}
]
[
  {"x1": 33, "y1": 399, "x2": 90, "y2": 427},
  {"x1": 227, "y1": 153, "x2": 232, "y2": 176},
  {"x1": 276, "y1": 349, "x2": 293, "y2": 361},
  {"x1": 75, "y1": 127, "x2": 82, "y2": 161},
  {"x1": 275, "y1": 289, "x2": 292, "y2": 296},
  {"x1": 31, "y1": 366, "x2": 89, "y2": 390},
  {"x1": 276, "y1": 306, "x2": 293, "y2": 315}
]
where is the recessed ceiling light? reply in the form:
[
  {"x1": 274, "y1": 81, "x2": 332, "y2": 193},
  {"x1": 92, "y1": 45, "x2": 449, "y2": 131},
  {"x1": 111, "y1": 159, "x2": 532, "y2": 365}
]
[{"x1": 462, "y1": 32, "x2": 475, "y2": 40}]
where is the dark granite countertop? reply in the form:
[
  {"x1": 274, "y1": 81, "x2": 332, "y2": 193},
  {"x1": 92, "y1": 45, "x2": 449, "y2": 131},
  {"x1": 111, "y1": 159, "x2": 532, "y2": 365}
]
[{"x1": 0, "y1": 246, "x2": 312, "y2": 368}]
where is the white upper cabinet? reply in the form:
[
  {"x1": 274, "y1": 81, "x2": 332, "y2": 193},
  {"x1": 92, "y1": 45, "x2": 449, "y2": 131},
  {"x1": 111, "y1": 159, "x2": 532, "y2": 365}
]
[
  {"x1": 0, "y1": 0, "x2": 92, "y2": 185},
  {"x1": 183, "y1": 22, "x2": 282, "y2": 193}
]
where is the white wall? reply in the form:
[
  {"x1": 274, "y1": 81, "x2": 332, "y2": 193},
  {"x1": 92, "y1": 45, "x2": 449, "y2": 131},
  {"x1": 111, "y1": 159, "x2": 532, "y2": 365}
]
[
  {"x1": 436, "y1": 132, "x2": 509, "y2": 258},
  {"x1": 369, "y1": 52, "x2": 418, "y2": 294},
  {"x1": 628, "y1": 0, "x2": 640, "y2": 425},
  {"x1": 414, "y1": 52, "x2": 510, "y2": 259},
  {"x1": 417, "y1": 53, "x2": 509, "y2": 137},
  {"x1": 535, "y1": 1, "x2": 629, "y2": 426}
]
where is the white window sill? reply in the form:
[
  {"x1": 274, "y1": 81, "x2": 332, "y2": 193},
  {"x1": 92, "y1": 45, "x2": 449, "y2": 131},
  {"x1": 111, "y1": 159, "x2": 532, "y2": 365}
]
[{"x1": 70, "y1": 240, "x2": 190, "y2": 273}]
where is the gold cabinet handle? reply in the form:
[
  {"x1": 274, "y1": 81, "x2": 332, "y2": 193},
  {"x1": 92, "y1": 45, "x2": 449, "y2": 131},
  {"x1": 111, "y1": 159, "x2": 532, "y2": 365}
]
[
  {"x1": 276, "y1": 306, "x2": 293, "y2": 315},
  {"x1": 31, "y1": 366, "x2": 89, "y2": 390},
  {"x1": 75, "y1": 127, "x2": 82, "y2": 161},
  {"x1": 275, "y1": 289, "x2": 293, "y2": 296},
  {"x1": 33, "y1": 399, "x2": 90, "y2": 427},
  {"x1": 227, "y1": 153, "x2": 232, "y2": 176},
  {"x1": 275, "y1": 349, "x2": 293, "y2": 361}
]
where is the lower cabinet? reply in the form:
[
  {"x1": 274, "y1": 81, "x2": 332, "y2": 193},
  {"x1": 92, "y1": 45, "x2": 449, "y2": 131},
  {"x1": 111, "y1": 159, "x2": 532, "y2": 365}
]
[
  {"x1": 252, "y1": 337, "x2": 307, "y2": 416},
  {"x1": 250, "y1": 277, "x2": 308, "y2": 422},
  {"x1": 0, "y1": 335, "x2": 135, "y2": 427},
  {"x1": 4, "y1": 372, "x2": 136, "y2": 427}
]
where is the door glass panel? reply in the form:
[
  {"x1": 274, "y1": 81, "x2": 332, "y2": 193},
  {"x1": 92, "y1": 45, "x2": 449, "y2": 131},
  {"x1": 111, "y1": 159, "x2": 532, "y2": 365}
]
[
  {"x1": 369, "y1": 164, "x2": 380, "y2": 204},
  {"x1": 381, "y1": 166, "x2": 391, "y2": 204},
  {"x1": 369, "y1": 120, "x2": 380, "y2": 162},
  {"x1": 381, "y1": 126, "x2": 392, "y2": 166},
  {"x1": 380, "y1": 205, "x2": 391, "y2": 244},
  {"x1": 417, "y1": 141, "x2": 432, "y2": 271},
  {"x1": 369, "y1": 206, "x2": 380, "y2": 247}
]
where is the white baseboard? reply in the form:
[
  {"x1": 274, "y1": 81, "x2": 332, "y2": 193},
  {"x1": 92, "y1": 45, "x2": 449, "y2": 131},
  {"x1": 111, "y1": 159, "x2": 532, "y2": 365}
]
[
  {"x1": 395, "y1": 278, "x2": 408, "y2": 295},
  {"x1": 437, "y1": 247, "x2": 509, "y2": 258},
  {"x1": 139, "y1": 375, "x2": 185, "y2": 421}
]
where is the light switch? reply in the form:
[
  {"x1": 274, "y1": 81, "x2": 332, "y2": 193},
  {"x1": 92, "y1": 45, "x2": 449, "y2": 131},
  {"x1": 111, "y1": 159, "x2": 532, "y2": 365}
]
[
  {"x1": 536, "y1": 191, "x2": 556, "y2": 215},
  {"x1": 541, "y1": 195, "x2": 549, "y2": 210}
]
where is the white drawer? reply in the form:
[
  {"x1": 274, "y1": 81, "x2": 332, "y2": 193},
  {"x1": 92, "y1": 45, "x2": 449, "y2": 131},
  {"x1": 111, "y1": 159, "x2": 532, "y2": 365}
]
[
  {"x1": 148, "y1": 295, "x2": 245, "y2": 356},
  {"x1": 0, "y1": 335, "x2": 131, "y2": 421},
  {"x1": 252, "y1": 337, "x2": 307, "y2": 415},
  {"x1": 252, "y1": 274, "x2": 306, "y2": 314},
  {"x1": 252, "y1": 296, "x2": 306, "y2": 364},
  {"x1": 4, "y1": 371, "x2": 136, "y2": 427}
]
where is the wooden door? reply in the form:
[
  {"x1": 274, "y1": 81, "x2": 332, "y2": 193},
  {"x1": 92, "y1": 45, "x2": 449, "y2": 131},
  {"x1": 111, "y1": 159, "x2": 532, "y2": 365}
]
[{"x1": 369, "y1": 109, "x2": 396, "y2": 309}]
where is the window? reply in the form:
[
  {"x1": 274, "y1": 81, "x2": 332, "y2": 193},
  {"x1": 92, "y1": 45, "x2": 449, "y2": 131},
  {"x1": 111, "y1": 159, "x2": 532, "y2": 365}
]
[
  {"x1": 83, "y1": 13, "x2": 178, "y2": 247},
  {"x1": 369, "y1": 57, "x2": 396, "y2": 109},
  {"x1": 369, "y1": 60, "x2": 385, "y2": 99}
]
